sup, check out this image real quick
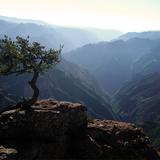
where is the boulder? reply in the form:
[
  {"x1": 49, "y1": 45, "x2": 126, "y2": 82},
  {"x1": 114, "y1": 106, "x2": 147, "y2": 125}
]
[{"x1": 0, "y1": 99, "x2": 87, "y2": 159}]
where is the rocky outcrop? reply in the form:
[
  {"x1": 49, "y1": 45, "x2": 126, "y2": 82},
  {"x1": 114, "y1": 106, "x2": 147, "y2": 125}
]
[
  {"x1": 74, "y1": 119, "x2": 159, "y2": 159},
  {"x1": 0, "y1": 99, "x2": 159, "y2": 160}
]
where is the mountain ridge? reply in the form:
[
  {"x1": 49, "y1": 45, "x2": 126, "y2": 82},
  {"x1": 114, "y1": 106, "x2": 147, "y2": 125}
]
[
  {"x1": 117, "y1": 31, "x2": 160, "y2": 41},
  {"x1": 65, "y1": 38, "x2": 160, "y2": 94}
]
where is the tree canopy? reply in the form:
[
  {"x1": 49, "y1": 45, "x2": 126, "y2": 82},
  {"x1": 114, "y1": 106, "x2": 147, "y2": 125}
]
[
  {"x1": 0, "y1": 35, "x2": 62, "y2": 107},
  {"x1": 0, "y1": 35, "x2": 62, "y2": 75}
]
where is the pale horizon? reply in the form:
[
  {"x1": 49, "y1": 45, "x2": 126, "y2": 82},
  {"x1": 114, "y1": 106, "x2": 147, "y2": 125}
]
[{"x1": 0, "y1": 0, "x2": 160, "y2": 32}]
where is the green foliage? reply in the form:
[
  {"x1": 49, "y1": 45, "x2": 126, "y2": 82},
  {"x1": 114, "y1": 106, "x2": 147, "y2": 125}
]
[{"x1": 0, "y1": 35, "x2": 62, "y2": 76}]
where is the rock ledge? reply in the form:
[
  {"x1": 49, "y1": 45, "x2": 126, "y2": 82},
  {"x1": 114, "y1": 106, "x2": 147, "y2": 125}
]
[{"x1": 0, "y1": 99, "x2": 159, "y2": 160}]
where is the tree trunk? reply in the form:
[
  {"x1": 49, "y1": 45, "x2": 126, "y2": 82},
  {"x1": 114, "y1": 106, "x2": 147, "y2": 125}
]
[
  {"x1": 24, "y1": 69, "x2": 39, "y2": 107},
  {"x1": 0, "y1": 70, "x2": 39, "y2": 112}
]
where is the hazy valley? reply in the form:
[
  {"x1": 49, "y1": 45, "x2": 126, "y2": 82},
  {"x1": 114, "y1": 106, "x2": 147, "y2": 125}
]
[{"x1": 0, "y1": 15, "x2": 160, "y2": 159}]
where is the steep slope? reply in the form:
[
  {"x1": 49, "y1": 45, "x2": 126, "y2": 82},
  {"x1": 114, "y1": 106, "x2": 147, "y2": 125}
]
[
  {"x1": 65, "y1": 38, "x2": 160, "y2": 94},
  {"x1": 112, "y1": 73, "x2": 160, "y2": 147},
  {"x1": 125, "y1": 38, "x2": 160, "y2": 60},
  {"x1": 133, "y1": 46, "x2": 160, "y2": 76},
  {"x1": 0, "y1": 60, "x2": 115, "y2": 119},
  {"x1": 65, "y1": 40, "x2": 132, "y2": 94},
  {"x1": 112, "y1": 46, "x2": 160, "y2": 147}
]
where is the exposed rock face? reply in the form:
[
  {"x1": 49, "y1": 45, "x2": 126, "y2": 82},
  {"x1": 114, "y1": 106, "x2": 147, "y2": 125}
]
[
  {"x1": 73, "y1": 119, "x2": 159, "y2": 159},
  {"x1": 0, "y1": 99, "x2": 159, "y2": 160}
]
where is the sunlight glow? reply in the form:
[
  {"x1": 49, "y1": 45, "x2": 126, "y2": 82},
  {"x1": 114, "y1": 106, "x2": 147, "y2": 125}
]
[{"x1": 0, "y1": 0, "x2": 160, "y2": 32}]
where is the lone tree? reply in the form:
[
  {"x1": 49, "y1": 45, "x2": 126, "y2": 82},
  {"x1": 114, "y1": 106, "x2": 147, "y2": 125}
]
[{"x1": 0, "y1": 35, "x2": 62, "y2": 108}]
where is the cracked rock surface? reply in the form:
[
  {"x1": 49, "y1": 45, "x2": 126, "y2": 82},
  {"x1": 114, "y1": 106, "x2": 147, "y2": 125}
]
[{"x1": 0, "y1": 99, "x2": 159, "y2": 160}]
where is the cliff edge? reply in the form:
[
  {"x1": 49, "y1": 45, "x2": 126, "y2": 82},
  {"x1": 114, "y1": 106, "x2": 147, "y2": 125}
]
[{"x1": 0, "y1": 99, "x2": 159, "y2": 160}]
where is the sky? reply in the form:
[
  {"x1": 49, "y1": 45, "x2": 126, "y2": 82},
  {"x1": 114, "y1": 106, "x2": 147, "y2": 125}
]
[{"x1": 0, "y1": 0, "x2": 160, "y2": 32}]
